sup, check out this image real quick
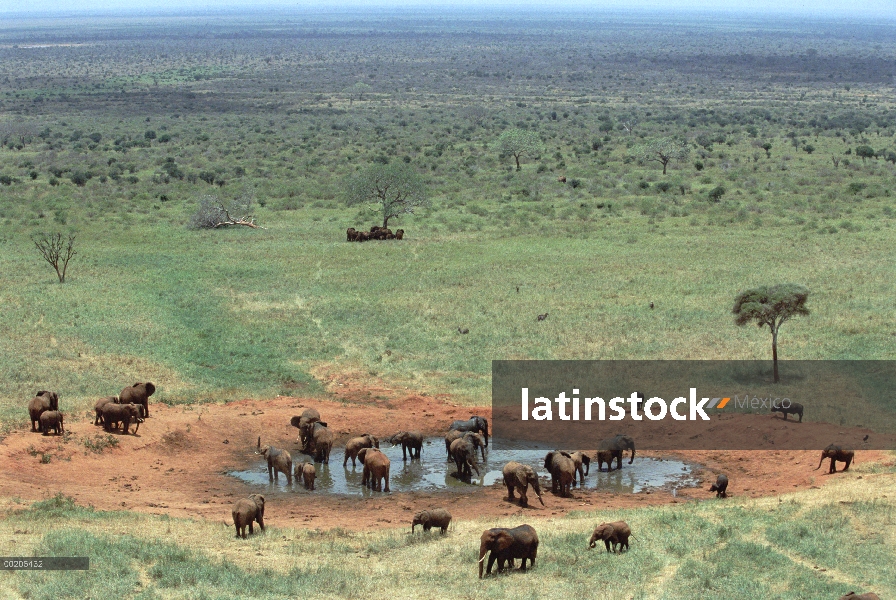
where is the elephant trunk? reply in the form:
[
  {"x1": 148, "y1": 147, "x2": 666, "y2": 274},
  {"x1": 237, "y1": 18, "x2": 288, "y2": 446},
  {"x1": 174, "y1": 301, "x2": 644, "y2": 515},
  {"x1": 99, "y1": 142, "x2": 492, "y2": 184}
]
[
  {"x1": 532, "y1": 479, "x2": 545, "y2": 506},
  {"x1": 480, "y1": 444, "x2": 486, "y2": 462},
  {"x1": 628, "y1": 445, "x2": 636, "y2": 464},
  {"x1": 814, "y1": 453, "x2": 825, "y2": 470},
  {"x1": 478, "y1": 543, "x2": 488, "y2": 578}
]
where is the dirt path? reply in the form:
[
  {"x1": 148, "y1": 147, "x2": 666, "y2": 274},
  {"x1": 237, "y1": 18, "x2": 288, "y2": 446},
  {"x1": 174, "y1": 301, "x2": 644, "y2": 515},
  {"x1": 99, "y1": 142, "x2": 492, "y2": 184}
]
[{"x1": 1, "y1": 389, "x2": 890, "y2": 532}]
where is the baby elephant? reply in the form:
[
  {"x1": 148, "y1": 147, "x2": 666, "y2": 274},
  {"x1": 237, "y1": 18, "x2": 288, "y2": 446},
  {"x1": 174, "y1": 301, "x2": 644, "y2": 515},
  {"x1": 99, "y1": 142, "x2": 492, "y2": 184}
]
[
  {"x1": 589, "y1": 521, "x2": 631, "y2": 553},
  {"x1": 771, "y1": 401, "x2": 804, "y2": 422},
  {"x1": 294, "y1": 461, "x2": 316, "y2": 490},
  {"x1": 839, "y1": 593, "x2": 880, "y2": 600},
  {"x1": 709, "y1": 474, "x2": 729, "y2": 498},
  {"x1": 39, "y1": 411, "x2": 64, "y2": 436},
  {"x1": 412, "y1": 508, "x2": 452, "y2": 534},
  {"x1": 232, "y1": 494, "x2": 265, "y2": 539}
]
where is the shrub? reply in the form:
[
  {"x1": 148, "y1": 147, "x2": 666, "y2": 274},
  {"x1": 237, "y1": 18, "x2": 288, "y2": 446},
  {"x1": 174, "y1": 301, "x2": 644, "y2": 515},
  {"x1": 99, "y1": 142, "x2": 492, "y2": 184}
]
[{"x1": 708, "y1": 185, "x2": 726, "y2": 201}]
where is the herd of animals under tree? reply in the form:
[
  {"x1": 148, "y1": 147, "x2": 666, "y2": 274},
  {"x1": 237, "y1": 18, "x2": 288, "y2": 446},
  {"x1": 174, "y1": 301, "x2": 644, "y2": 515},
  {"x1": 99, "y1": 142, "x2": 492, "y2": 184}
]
[{"x1": 24, "y1": 386, "x2": 866, "y2": 591}]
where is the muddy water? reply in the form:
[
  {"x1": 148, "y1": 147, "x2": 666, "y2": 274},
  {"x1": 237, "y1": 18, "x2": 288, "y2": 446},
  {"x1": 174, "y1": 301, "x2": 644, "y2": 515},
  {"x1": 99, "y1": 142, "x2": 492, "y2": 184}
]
[{"x1": 228, "y1": 437, "x2": 698, "y2": 496}]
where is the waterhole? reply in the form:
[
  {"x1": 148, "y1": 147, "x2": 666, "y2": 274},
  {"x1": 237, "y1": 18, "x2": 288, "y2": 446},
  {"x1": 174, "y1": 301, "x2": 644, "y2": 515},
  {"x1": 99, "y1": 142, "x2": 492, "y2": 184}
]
[{"x1": 228, "y1": 438, "x2": 698, "y2": 496}]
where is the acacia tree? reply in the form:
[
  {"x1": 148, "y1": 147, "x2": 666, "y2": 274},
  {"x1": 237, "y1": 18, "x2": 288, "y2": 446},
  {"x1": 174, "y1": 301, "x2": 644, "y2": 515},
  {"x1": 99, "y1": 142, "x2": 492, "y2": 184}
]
[
  {"x1": 732, "y1": 283, "x2": 810, "y2": 383},
  {"x1": 496, "y1": 128, "x2": 543, "y2": 171},
  {"x1": 345, "y1": 163, "x2": 427, "y2": 228},
  {"x1": 639, "y1": 138, "x2": 690, "y2": 175},
  {"x1": 32, "y1": 232, "x2": 77, "y2": 283}
]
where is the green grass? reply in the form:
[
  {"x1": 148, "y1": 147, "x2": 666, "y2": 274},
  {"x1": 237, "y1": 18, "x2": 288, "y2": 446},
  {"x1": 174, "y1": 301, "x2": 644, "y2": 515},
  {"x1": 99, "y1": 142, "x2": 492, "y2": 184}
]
[{"x1": 4, "y1": 475, "x2": 895, "y2": 599}]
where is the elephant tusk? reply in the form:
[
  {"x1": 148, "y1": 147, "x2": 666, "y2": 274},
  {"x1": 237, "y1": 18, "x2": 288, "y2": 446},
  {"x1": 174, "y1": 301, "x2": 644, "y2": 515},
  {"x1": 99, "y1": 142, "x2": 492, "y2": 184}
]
[{"x1": 478, "y1": 556, "x2": 487, "y2": 563}]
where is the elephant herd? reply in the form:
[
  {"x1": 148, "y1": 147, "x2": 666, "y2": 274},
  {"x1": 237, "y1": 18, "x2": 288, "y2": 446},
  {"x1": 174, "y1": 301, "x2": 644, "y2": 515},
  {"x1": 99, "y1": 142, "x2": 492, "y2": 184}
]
[
  {"x1": 26, "y1": 382, "x2": 156, "y2": 437},
  {"x1": 346, "y1": 225, "x2": 405, "y2": 242}
]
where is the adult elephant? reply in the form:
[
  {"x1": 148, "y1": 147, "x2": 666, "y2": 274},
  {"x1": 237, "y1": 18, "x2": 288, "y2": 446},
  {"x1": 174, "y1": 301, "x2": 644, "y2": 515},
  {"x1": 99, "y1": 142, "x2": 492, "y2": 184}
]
[
  {"x1": 589, "y1": 521, "x2": 632, "y2": 553},
  {"x1": 101, "y1": 403, "x2": 143, "y2": 434},
  {"x1": 118, "y1": 382, "x2": 156, "y2": 419},
  {"x1": 478, "y1": 524, "x2": 539, "y2": 578},
  {"x1": 28, "y1": 391, "x2": 59, "y2": 433},
  {"x1": 257, "y1": 438, "x2": 292, "y2": 484},
  {"x1": 94, "y1": 396, "x2": 117, "y2": 426},
  {"x1": 502, "y1": 461, "x2": 544, "y2": 507},
  {"x1": 289, "y1": 408, "x2": 322, "y2": 453},
  {"x1": 39, "y1": 411, "x2": 64, "y2": 436},
  {"x1": 596, "y1": 434, "x2": 636, "y2": 471},
  {"x1": 815, "y1": 444, "x2": 854, "y2": 474},
  {"x1": 566, "y1": 451, "x2": 590, "y2": 486},
  {"x1": 594, "y1": 449, "x2": 616, "y2": 473},
  {"x1": 544, "y1": 451, "x2": 575, "y2": 497},
  {"x1": 387, "y1": 431, "x2": 423, "y2": 460},
  {"x1": 343, "y1": 433, "x2": 379, "y2": 467},
  {"x1": 358, "y1": 447, "x2": 390, "y2": 492},
  {"x1": 232, "y1": 494, "x2": 265, "y2": 539},
  {"x1": 445, "y1": 430, "x2": 485, "y2": 461},
  {"x1": 450, "y1": 434, "x2": 482, "y2": 479},
  {"x1": 310, "y1": 422, "x2": 334, "y2": 464},
  {"x1": 448, "y1": 415, "x2": 489, "y2": 447}
]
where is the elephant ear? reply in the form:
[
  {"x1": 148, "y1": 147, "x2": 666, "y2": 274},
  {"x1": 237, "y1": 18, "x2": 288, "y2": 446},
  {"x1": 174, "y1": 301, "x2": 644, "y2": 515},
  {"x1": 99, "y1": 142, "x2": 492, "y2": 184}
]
[
  {"x1": 36, "y1": 390, "x2": 50, "y2": 397},
  {"x1": 290, "y1": 416, "x2": 302, "y2": 428},
  {"x1": 494, "y1": 531, "x2": 515, "y2": 552},
  {"x1": 357, "y1": 448, "x2": 368, "y2": 462},
  {"x1": 581, "y1": 455, "x2": 591, "y2": 466},
  {"x1": 318, "y1": 421, "x2": 328, "y2": 428},
  {"x1": 515, "y1": 467, "x2": 531, "y2": 487},
  {"x1": 559, "y1": 451, "x2": 573, "y2": 459},
  {"x1": 146, "y1": 383, "x2": 156, "y2": 395}
]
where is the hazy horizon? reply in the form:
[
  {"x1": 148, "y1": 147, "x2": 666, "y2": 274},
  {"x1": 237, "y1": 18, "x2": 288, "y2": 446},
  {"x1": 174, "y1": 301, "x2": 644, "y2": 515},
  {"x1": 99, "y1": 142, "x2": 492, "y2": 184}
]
[{"x1": 1, "y1": 0, "x2": 894, "y2": 20}]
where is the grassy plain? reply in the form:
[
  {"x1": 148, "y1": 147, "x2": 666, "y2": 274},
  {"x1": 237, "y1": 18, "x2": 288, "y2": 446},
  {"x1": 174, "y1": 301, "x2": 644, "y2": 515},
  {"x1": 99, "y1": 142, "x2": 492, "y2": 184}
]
[{"x1": 0, "y1": 10, "x2": 895, "y2": 599}]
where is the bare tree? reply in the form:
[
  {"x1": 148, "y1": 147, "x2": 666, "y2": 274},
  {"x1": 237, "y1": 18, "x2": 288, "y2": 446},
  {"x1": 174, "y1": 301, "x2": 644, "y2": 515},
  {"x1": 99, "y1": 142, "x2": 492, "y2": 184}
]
[
  {"x1": 638, "y1": 138, "x2": 690, "y2": 175},
  {"x1": 32, "y1": 232, "x2": 77, "y2": 283},
  {"x1": 190, "y1": 194, "x2": 266, "y2": 229}
]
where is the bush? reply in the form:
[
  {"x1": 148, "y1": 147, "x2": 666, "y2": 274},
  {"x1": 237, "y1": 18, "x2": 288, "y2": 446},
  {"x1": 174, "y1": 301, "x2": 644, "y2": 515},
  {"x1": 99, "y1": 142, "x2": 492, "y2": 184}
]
[
  {"x1": 694, "y1": 161, "x2": 704, "y2": 171},
  {"x1": 708, "y1": 185, "x2": 726, "y2": 201}
]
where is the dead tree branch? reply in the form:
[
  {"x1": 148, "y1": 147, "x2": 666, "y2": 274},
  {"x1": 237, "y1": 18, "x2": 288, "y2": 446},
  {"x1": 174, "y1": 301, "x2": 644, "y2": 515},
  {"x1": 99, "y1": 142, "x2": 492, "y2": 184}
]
[{"x1": 32, "y1": 232, "x2": 77, "y2": 283}]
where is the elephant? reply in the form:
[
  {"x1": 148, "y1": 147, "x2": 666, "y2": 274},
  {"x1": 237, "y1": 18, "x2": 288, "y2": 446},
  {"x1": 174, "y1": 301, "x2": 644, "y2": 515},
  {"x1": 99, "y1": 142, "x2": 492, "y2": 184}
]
[
  {"x1": 544, "y1": 450, "x2": 576, "y2": 497},
  {"x1": 596, "y1": 434, "x2": 636, "y2": 470},
  {"x1": 445, "y1": 430, "x2": 485, "y2": 461},
  {"x1": 94, "y1": 396, "x2": 118, "y2": 426},
  {"x1": 289, "y1": 408, "x2": 322, "y2": 453},
  {"x1": 709, "y1": 474, "x2": 729, "y2": 498},
  {"x1": 839, "y1": 593, "x2": 881, "y2": 600},
  {"x1": 594, "y1": 449, "x2": 616, "y2": 473},
  {"x1": 448, "y1": 415, "x2": 489, "y2": 447},
  {"x1": 450, "y1": 435, "x2": 482, "y2": 479},
  {"x1": 346, "y1": 227, "x2": 358, "y2": 241},
  {"x1": 343, "y1": 433, "x2": 379, "y2": 467},
  {"x1": 771, "y1": 401, "x2": 804, "y2": 422},
  {"x1": 478, "y1": 524, "x2": 539, "y2": 578},
  {"x1": 589, "y1": 521, "x2": 632, "y2": 553},
  {"x1": 39, "y1": 411, "x2": 64, "y2": 436},
  {"x1": 387, "y1": 431, "x2": 423, "y2": 460},
  {"x1": 310, "y1": 422, "x2": 334, "y2": 463},
  {"x1": 28, "y1": 391, "x2": 59, "y2": 433},
  {"x1": 358, "y1": 447, "x2": 390, "y2": 492},
  {"x1": 444, "y1": 429, "x2": 465, "y2": 458},
  {"x1": 118, "y1": 382, "x2": 155, "y2": 419},
  {"x1": 294, "y1": 461, "x2": 316, "y2": 490},
  {"x1": 412, "y1": 508, "x2": 452, "y2": 533},
  {"x1": 566, "y1": 451, "x2": 591, "y2": 486},
  {"x1": 257, "y1": 438, "x2": 293, "y2": 484},
  {"x1": 815, "y1": 444, "x2": 854, "y2": 474},
  {"x1": 232, "y1": 494, "x2": 265, "y2": 539},
  {"x1": 502, "y1": 461, "x2": 545, "y2": 508},
  {"x1": 101, "y1": 403, "x2": 143, "y2": 434}
]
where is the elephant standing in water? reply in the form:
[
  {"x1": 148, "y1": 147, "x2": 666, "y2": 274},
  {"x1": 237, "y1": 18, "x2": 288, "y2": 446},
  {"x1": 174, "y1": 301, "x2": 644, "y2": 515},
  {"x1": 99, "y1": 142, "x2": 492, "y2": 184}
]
[
  {"x1": 358, "y1": 447, "x2": 390, "y2": 492},
  {"x1": 387, "y1": 431, "x2": 423, "y2": 460},
  {"x1": 257, "y1": 438, "x2": 292, "y2": 484},
  {"x1": 566, "y1": 451, "x2": 590, "y2": 486},
  {"x1": 448, "y1": 415, "x2": 489, "y2": 447},
  {"x1": 478, "y1": 524, "x2": 539, "y2": 578},
  {"x1": 444, "y1": 429, "x2": 485, "y2": 461},
  {"x1": 502, "y1": 461, "x2": 544, "y2": 507},
  {"x1": 815, "y1": 444, "x2": 854, "y2": 474},
  {"x1": 544, "y1": 450, "x2": 575, "y2": 497},
  {"x1": 596, "y1": 434, "x2": 636, "y2": 471},
  {"x1": 343, "y1": 433, "x2": 379, "y2": 467},
  {"x1": 289, "y1": 408, "x2": 322, "y2": 453},
  {"x1": 450, "y1": 434, "x2": 483, "y2": 479}
]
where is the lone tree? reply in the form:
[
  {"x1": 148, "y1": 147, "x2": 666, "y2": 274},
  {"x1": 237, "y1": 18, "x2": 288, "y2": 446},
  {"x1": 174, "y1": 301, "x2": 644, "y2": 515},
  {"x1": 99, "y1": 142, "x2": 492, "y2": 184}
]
[
  {"x1": 189, "y1": 193, "x2": 265, "y2": 229},
  {"x1": 496, "y1": 128, "x2": 543, "y2": 171},
  {"x1": 32, "y1": 232, "x2": 77, "y2": 283},
  {"x1": 732, "y1": 283, "x2": 810, "y2": 383},
  {"x1": 639, "y1": 138, "x2": 690, "y2": 175},
  {"x1": 855, "y1": 145, "x2": 875, "y2": 163},
  {"x1": 345, "y1": 162, "x2": 427, "y2": 228}
]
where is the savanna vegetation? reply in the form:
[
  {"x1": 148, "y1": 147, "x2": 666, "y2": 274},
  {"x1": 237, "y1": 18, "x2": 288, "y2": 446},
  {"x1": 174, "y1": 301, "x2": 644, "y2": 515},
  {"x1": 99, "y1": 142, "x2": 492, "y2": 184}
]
[{"x1": 0, "y1": 9, "x2": 895, "y2": 598}]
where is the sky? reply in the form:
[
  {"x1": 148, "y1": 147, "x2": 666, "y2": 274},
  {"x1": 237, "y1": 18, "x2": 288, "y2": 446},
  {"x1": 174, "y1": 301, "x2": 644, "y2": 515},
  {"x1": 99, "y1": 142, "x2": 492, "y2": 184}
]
[{"x1": 0, "y1": 0, "x2": 894, "y2": 18}]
